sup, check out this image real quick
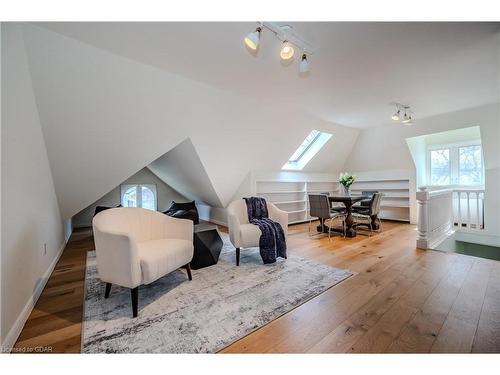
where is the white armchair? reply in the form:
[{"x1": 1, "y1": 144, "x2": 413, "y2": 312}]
[
  {"x1": 227, "y1": 199, "x2": 288, "y2": 265},
  {"x1": 92, "y1": 207, "x2": 194, "y2": 317}
]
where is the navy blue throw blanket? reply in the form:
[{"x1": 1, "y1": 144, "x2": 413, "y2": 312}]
[{"x1": 243, "y1": 197, "x2": 287, "y2": 264}]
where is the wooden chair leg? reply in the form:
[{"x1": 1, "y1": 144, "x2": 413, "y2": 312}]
[
  {"x1": 185, "y1": 263, "x2": 192, "y2": 280},
  {"x1": 131, "y1": 287, "x2": 138, "y2": 318},
  {"x1": 236, "y1": 247, "x2": 240, "y2": 266},
  {"x1": 104, "y1": 283, "x2": 112, "y2": 299}
]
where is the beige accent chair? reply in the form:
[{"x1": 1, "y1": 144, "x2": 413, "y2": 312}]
[
  {"x1": 227, "y1": 199, "x2": 288, "y2": 265},
  {"x1": 92, "y1": 207, "x2": 194, "y2": 317}
]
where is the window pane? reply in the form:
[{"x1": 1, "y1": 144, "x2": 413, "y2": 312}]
[
  {"x1": 459, "y1": 145, "x2": 483, "y2": 185},
  {"x1": 430, "y1": 149, "x2": 450, "y2": 185},
  {"x1": 288, "y1": 130, "x2": 321, "y2": 162},
  {"x1": 141, "y1": 186, "x2": 156, "y2": 210},
  {"x1": 123, "y1": 186, "x2": 137, "y2": 207}
]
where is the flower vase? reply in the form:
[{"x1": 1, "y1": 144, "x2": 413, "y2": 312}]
[{"x1": 341, "y1": 185, "x2": 351, "y2": 196}]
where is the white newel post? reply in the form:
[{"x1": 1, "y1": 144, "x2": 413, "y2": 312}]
[
  {"x1": 416, "y1": 187, "x2": 429, "y2": 249},
  {"x1": 416, "y1": 186, "x2": 454, "y2": 250}
]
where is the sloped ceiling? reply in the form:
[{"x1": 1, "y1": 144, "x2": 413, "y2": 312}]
[
  {"x1": 147, "y1": 138, "x2": 222, "y2": 207},
  {"x1": 34, "y1": 22, "x2": 500, "y2": 128},
  {"x1": 21, "y1": 24, "x2": 358, "y2": 218}
]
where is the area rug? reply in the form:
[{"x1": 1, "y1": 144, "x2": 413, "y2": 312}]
[{"x1": 82, "y1": 233, "x2": 352, "y2": 353}]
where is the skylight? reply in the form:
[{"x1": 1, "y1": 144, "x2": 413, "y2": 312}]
[{"x1": 282, "y1": 130, "x2": 332, "y2": 170}]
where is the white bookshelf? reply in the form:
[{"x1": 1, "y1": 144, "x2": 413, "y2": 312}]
[
  {"x1": 255, "y1": 180, "x2": 338, "y2": 224},
  {"x1": 253, "y1": 169, "x2": 414, "y2": 225}
]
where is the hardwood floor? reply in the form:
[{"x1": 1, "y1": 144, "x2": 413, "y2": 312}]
[{"x1": 13, "y1": 221, "x2": 500, "y2": 353}]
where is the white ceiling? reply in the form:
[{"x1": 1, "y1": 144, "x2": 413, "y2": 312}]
[{"x1": 35, "y1": 22, "x2": 500, "y2": 129}]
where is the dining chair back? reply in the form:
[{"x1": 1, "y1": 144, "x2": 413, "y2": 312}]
[
  {"x1": 361, "y1": 190, "x2": 378, "y2": 198},
  {"x1": 308, "y1": 194, "x2": 331, "y2": 220},
  {"x1": 369, "y1": 192, "x2": 383, "y2": 216}
]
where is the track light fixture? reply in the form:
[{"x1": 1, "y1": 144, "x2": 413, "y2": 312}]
[
  {"x1": 244, "y1": 26, "x2": 262, "y2": 50},
  {"x1": 391, "y1": 103, "x2": 414, "y2": 125},
  {"x1": 243, "y1": 22, "x2": 315, "y2": 76}
]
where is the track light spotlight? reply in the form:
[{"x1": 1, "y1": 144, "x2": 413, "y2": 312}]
[
  {"x1": 402, "y1": 114, "x2": 413, "y2": 125},
  {"x1": 391, "y1": 110, "x2": 400, "y2": 121},
  {"x1": 402, "y1": 112, "x2": 410, "y2": 123},
  {"x1": 299, "y1": 54, "x2": 310, "y2": 73},
  {"x1": 244, "y1": 27, "x2": 262, "y2": 50},
  {"x1": 280, "y1": 41, "x2": 295, "y2": 60}
]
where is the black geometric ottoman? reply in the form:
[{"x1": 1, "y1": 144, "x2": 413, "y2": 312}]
[{"x1": 191, "y1": 224, "x2": 223, "y2": 270}]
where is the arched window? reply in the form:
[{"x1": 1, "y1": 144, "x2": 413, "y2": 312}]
[{"x1": 120, "y1": 184, "x2": 157, "y2": 210}]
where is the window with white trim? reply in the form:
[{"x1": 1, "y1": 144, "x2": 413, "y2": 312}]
[
  {"x1": 427, "y1": 141, "x2": 484, "y2": 186},
  {"x1": 282, "y1": 130, "x2": 332, "y2": 170},
  {"x1": 120, "y1": 184, "x2": 157, "y2": 210}
]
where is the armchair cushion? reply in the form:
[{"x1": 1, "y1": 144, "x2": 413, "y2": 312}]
[
  {"x1": 239, "y1": 224, "x2": 263, "y2": 248},
  {"x1": 138, "y1": 238, "x2": 193, "y2": 284}
]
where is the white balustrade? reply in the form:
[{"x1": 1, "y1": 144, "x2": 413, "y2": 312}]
[
  {"x1": 453, "y1": 188, "x2": 484, "y2": 230},
  {"x1": 416, "y1": 187, "x2": 454, "y2": 249}
]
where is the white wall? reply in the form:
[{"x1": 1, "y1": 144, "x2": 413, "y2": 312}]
[
  {"x1": 21, "y1": 24, "x2": 359, "y2": 221},
  {"x1": 1, "y1": 24, "x2": 66, "y2": 349},
  {"x1": 72, "y1": 167, "x2": 188, "y2": 228},
  {"x1": 344, "y1": 103, "x2": 500, "y2": 239}
]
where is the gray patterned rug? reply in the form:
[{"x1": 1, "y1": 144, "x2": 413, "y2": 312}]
[{"x1": 82, "y1": 233, "x2": 352, "y2": 353}]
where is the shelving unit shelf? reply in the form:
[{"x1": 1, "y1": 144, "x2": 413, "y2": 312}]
[{"x1": 255, "y1": 180, "x2": 339, "y2": 225}]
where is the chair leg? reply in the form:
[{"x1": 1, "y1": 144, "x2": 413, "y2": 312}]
[
  {"x1": 185, "y1": 263, "x2": 192, "y2": 280},
  {"x1": 236, "y1": 247, "x2": 240, "y2": 266},
  {"x1": 104, "y1": 283, "x2": 112, "y2": 299},
  {"x1": 131, "y1": 287, "x2": 138, "y2": 318}
]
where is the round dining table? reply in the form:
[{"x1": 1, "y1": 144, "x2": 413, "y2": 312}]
[{"x1": 316, "y1": 194, "x2": 378, "y2": 237}]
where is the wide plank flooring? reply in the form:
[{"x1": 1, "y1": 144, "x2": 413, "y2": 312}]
[{"x1": 13, "y1": 221, "x2": 500, "y2": 353}]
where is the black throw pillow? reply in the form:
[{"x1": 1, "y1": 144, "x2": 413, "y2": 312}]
[{"x1": 167, "y1": 200, "x2": 196, "y2": 211}]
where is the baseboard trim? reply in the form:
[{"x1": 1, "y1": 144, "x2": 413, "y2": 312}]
[{"x1": 1, "y1": 239, "x2": 67, "y2": 352}]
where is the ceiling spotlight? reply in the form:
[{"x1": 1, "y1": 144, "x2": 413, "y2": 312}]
[
  {"x1": 244, "y1": 27, "x2": 262, "y2": 50},
  {"x1": 402, "y1": 112, "x2": 410, "y2": 123},
  {"x1": 299, "y1": 54, "x2": 310, "y2": 73},
  {"x1": 402, "y1": 114, "x2": 413, "y2": 125},
  {"x1": 280, "y1": 41, "x2": 295, "y2": 60},
  {"x1": 391, "y1": 110, "x2": 400, "y2": 121}
]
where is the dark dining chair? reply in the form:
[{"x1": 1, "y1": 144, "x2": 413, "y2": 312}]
[
  {"x1": 352, "y1": 192, "x2": 383, "y2": 235},
  {"x1": 308, "y1": 194, "x2": 345, "y2": 239},
  {"x1": 353, "y1": 190, "x2": 379, "y2": 210}
]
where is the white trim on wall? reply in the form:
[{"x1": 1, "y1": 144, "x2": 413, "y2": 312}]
[{"x1": 1, "y1": 238, "x2": 67, "y2": 352}]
